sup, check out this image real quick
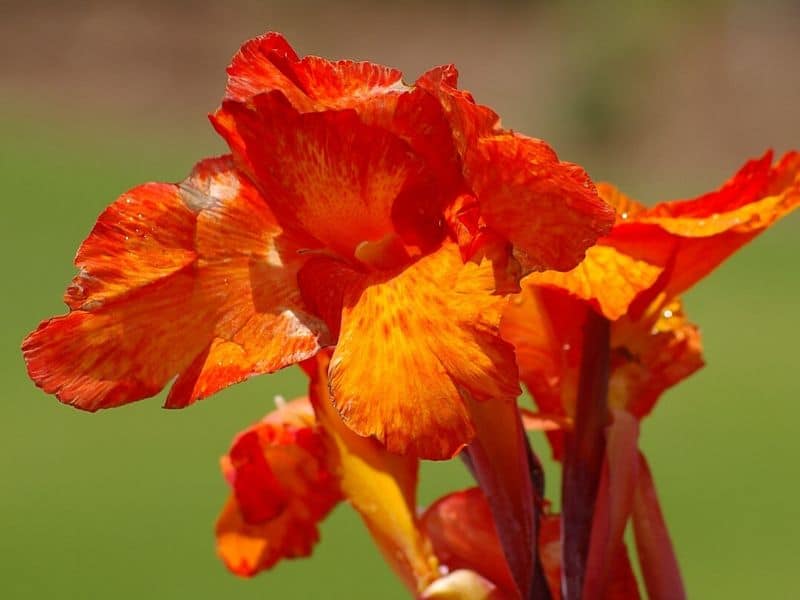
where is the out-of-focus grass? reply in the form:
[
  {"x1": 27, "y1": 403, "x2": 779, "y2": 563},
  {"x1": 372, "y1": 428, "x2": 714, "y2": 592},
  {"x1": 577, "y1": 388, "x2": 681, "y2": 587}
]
[{"x1": 1, "y1": 116, "x2": 797, "y2": 599}]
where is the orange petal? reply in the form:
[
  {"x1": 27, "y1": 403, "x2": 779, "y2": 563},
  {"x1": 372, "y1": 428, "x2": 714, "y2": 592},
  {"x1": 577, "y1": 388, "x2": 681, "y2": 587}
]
[
  {"x1": 213, "y1": 93, "x2": 434, "y2": 262},
  {"x1": 605, "y1": 150, "x2": 800, "y2": 299},
  {"x1": 466, "y1": 133, "x2": 615, "y2": 273},
  {"x1": 524, "y1": 245, "x2": 663, "y2": 321},
  {"x1": 632, "y1": 452, "x2": 686, "y2": 600},
  {"x1": 306, "y1": 351, "x2": 439, "y2": 593},
  {"x1": 23, "y1": 156, "x2": 327, "y2": 411},
  {"x1": 216, "y1": 397, "x2": 341, "y2": 576},
  {"x1": 421, "y1": 488, "x2": 518, "y2": 598},
  {"x1": 320, "y1": 243, "x2": 520, "y2": 459}
]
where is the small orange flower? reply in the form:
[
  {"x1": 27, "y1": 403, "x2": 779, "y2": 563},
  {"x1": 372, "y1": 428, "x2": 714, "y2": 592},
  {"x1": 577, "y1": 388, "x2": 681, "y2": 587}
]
[{"x1": 22, "y1": 32, "x2": 613, "y2": 460}]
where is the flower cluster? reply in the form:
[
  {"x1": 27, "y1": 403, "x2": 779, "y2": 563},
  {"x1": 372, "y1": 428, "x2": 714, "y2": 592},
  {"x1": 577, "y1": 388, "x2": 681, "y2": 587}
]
[{"x1": 22, "y1": 33, "x2": 799, "y2": 599}]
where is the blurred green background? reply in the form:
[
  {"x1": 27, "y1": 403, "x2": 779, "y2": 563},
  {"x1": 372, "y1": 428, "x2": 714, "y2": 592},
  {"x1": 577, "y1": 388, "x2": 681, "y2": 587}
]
[{"x1": 2, "y1": 1, "x2": 798, "y2": 598}]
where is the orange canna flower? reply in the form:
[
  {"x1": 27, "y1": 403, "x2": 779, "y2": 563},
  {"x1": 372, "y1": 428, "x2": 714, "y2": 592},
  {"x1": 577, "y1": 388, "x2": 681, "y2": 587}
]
[
  {"x1": 503, "y1": 149, "x2": 799, "y2": 452},
  {"x1": 22, "y1": 31, "x2": 614, "y2": 461},
  {"x1": 501, "y1": 150, "x2": 800, "y2": 599}
]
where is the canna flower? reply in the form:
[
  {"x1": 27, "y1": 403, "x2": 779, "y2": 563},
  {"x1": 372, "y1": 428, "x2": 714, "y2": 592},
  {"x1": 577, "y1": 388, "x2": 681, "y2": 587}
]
[
  {"x1": 501, "y1": 150, "x2": 800, "y2": 598},
  {"x1": 22, "y1": 31, "x2": 614, "y2": 461},
  {"x1": 504, "y1": 150, "x2": 799, "y2": 452},
  {"x1": 216, "y1": 350, "x2": 516, "y2": 598}
]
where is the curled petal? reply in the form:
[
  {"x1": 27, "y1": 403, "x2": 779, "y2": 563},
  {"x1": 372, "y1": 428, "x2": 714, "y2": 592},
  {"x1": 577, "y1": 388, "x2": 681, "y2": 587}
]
[
  {"x1": 466, "y1": 133, "x2": 615, "y2": 273},
  {"x1": 307, "y1": 243, "x2": 520, "y2": 459},
  {"x1": 606, "y1": 150, "x2": 800, "y2": 300},
  {"x1": 415, "y1": 65, "x2": 501, "y2": 155},
  {"x1": 225, "y1": 32, "x2": 406, "y2": 111},
  {"x1": 524, "y1": 245, "x2": 662, "y2": 321},
  {"x1": 23, "y1": 157, "x2": 327, "y2": 411},
  {"x1": 216, "y1": 397, "x2": 341, "y2": 576}
]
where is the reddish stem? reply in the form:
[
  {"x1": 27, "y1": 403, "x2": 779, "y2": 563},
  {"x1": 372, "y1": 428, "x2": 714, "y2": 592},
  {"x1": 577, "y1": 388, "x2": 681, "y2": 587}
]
[{"x1": 561, "y1": 310, "x2": 611, "y2": 600}]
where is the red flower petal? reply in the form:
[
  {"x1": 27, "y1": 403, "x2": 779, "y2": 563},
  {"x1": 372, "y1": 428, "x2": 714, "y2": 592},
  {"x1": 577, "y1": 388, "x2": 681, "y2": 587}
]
[
  {"x1": 23, "y1": 157, "x2": 328, "y2": 411},
  {"x1": 422, "y1": 488, "x2": 518, "y2": 598},
  {"x1": 214, "y1": 93, "x2": 438, "y2": 261}
]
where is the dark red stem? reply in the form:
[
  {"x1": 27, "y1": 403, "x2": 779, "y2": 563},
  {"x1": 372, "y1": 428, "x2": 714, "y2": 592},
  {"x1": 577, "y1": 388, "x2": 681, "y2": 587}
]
[{"x1": 561, "y1": 309, "x2": 611, "y2": 600}]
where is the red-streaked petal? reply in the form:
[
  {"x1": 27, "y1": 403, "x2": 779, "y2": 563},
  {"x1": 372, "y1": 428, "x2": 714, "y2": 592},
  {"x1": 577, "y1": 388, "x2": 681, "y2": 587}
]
[
  {"x1": 225, "y1": 32, "x2": 406, "y2": 111},
  {"x1": 23, "y1": 157, "x2": 328, "y2": 411},
  {"x1": 216, "y1": 397, "x2": 341, "y2": 577},
  {"x1": 305, "y1": 351, "x2": 439, "y2": 594},
  {"x1": 646, "y1": 150, "x2": 788, "y2": 217},
  {"x1": 214, "y1": 93, "x2": 434, "y2": 260},
  {"x1": 632, "y1": 452, "x2": 686, "y2": 600},
  {"x1": 467, "y1": 133, "x2": 615, "y2": 273},
  {"x1": 317, "y1": 243, "x2": 520, "y2": 459}
]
